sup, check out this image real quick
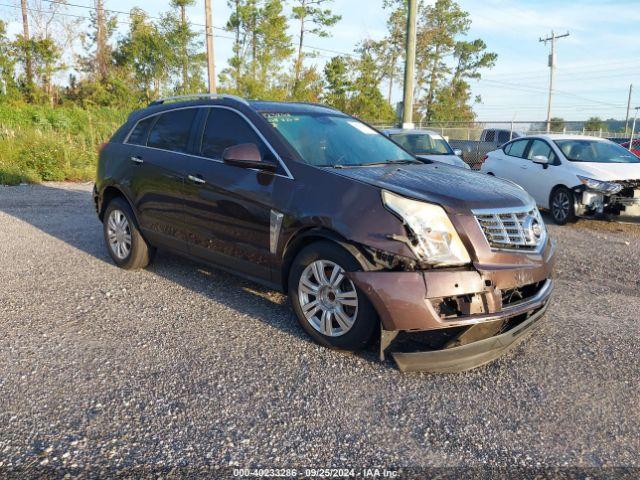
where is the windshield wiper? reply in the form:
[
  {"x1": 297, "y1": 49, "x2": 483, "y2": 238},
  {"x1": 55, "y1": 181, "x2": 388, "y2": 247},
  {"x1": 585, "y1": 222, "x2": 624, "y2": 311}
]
[{"x1": 360, "y1": 159, "x2": 422, "y2": 167}]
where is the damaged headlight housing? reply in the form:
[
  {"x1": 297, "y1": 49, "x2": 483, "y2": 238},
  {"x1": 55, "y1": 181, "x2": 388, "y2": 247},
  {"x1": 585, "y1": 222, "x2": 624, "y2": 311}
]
[
  {"x1": 382, "y1": 190, "x2": 471, "y2": 267},
  {"x1": 577, "y1": 176, "x2": 623, "y2": 194}
]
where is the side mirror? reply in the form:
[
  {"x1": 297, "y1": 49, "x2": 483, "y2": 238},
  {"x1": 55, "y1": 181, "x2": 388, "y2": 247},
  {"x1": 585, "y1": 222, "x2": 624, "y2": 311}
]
[
  {"x1": 453, "y1": 148, "x2": 463, "y2": 157},
  {"x1": 222, "y1": 143, "x2": 276, "y2": 172},
  {"x1": 532, "y1": 155, "x2": 550, "y2": 165}
]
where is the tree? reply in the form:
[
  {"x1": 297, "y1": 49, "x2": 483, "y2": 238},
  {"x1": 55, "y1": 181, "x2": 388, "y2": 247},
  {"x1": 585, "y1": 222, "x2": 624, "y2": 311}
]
[
  {"x1": 419, "y1": 0, "x2": 470, "y2": 121},
  {"x1": 170, "y1": 0, "x2": 196, "y2": 92},
  {"x1": 93, "y1": 0, "x2": 116, "y2": 81},
  {"x1": 256, "y1": 0, "x2": 293, "y2": 85},
  {"x1": 114, "y1": 8, "x2": 171, "y2": 102},
  {"x1": 452, "y1": 39, "x2": 497, "y2": 82},
  {"x1": 0, "y1": 20, "x2": 18, "y2": 98},
  {"x1": 162, "y1": 2, "x2": 205, "y2": 94},
  {"x1": 584, "y1": 116, "x2": 605, "y2": 132},
  {"x1": 322, "y1": 56, "x2": 351, "y2": 111},
  {"x1": 382, "y1": 0, "x2": 496, "y2": 121},
  {"x1": 347, "y1": 41, "x2": 395, "y2": 122},
  {"x1": 428, "y1": 80, "x2": 476, "y2": 121},
  {"x1": 32, "y1": 37, "x2": 63, "y2": 102},
  {"x1": 550, "y1": 117, "x2": 565, "y2": 132},
  {"x1": 78, "y1": 0, "x2": 117, "y2": 81},
  {"x1": 20, "y1": 0, "x2": 33, "y2": 91},
  {"x1": 379, "y1": 3, "x2": 406, "y2": 104},
  {"x1": 221, "y1": 0, "x2": 293, "y2": 99},
  {"x1": 291, "y1": 0, "x2": 340, "y2": 90}
]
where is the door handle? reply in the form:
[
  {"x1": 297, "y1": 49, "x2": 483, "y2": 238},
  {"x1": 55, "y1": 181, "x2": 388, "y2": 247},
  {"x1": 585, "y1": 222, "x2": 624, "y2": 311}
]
[
  {"x1": 130, "y1": 156, "x2": 144, "y2": 164},
  {"x1": 188, "y1": 174, "x2": 206, "y2": 184}
]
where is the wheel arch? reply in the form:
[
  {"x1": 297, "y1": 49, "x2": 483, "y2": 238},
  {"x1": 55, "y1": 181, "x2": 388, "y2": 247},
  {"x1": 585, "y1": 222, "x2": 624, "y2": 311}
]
[
  {"x1": 548, "y1": 183, "x2": 574, "y2": 209},
  {"x1": 280, "y1": 227, "x2": 370, "y2": 294},
  {"x1": 99, "y1": 185, "x2": 140, "y2": 228}
]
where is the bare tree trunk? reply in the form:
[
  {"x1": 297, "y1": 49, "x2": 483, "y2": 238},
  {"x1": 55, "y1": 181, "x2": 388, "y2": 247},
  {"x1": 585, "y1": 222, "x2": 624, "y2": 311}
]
[
  {"x1": 21, "y1": 0, "x2": 33, "y2": 89},
  {"x1": 181, "y1": 4, "x2": 188, "y2": 93},
  {"x1": 95, "y1": 0, "x2": 108, "y2": 81},
  {"x1": 233, "y1": 0, "x2": 241, "y2": 90},
  {"x1": 294, "y1": 11, "x2": 305, "y2": 88},
  {"x1": 251, "y1": 31, "x2": 257, "y2": 79},
  {"x1": 425, "y1": 45, "x2": 441, "y2": 122},
  {"x1": 387, "y1": 53, "x2": 397, "y2": 105}
]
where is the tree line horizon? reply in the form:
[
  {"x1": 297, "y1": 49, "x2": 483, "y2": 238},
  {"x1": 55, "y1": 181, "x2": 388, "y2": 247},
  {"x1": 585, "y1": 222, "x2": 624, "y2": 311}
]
[{"x1": 1, "y1": 0, "x2": 504, "y2": 123}]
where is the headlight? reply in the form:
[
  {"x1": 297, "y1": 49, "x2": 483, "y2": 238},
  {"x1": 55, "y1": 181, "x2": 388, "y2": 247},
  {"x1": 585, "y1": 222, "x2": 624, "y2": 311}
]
[
  {"x1": 382, "y1": 190, "x2": 471, "y2": 267},
  {"x1": 577, "y1": 176, "x2": 622, "y2": 194}
]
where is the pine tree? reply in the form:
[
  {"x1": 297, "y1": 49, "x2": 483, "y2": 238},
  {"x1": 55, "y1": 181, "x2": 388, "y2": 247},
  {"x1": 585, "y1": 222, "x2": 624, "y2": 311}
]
[{"x1": 291, "y1": 0, "x2": 340, "y2": 91}]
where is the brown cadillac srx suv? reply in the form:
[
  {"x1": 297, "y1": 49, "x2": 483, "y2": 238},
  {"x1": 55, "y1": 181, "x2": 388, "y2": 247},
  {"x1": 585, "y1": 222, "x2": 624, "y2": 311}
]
[{"x1": 94, "y1": 95, "x2": 556, "y2": 372}]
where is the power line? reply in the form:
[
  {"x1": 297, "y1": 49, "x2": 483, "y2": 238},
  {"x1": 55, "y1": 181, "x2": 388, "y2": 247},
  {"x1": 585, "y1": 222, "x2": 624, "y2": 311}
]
[
  {"x1": 480, "y1": 78, "x2": 621, "y2": 108},
  {"x1": 0, "y1": 1, "x2": 357, "y2": 58}
]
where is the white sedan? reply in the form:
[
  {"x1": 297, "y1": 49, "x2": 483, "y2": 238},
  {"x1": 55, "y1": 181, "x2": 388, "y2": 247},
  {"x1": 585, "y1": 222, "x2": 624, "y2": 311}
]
[
  {"x1": 382, "y1": 129, "x2": 470, "y2": 169},
  {"x1": 480, "y1": 134, "x2": 640, "y2": 224}
]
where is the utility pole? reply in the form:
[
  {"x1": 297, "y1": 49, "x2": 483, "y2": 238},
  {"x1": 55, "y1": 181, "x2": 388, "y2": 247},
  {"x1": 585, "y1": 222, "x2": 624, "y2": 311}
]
[
  {"x1": 401, "y1": 0, "x2": 417, "y2": 129},
  {"x1": 624, "y1": 84, "x2": 633, "y2": 136},
  {"x1": 629, "y1": 106, "x2": 639, "y2": 151},
  {"x1": 539, "y1": 30, "x2": 569, "y2": 133},
  {"x1": 204, "y1": 0, "x2": 217, "y2": 94}
]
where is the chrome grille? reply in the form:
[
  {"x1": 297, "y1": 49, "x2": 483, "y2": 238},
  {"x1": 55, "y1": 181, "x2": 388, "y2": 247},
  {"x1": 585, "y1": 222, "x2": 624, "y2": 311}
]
[{"x1": 474, "y1": 206, "x2": 545, "y2": 250}]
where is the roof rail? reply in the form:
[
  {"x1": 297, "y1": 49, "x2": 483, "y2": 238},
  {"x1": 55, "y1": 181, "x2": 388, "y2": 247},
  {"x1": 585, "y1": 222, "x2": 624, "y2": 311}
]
[{"x1": 148, "y1": 93, "x2": 249, "y2": 106}]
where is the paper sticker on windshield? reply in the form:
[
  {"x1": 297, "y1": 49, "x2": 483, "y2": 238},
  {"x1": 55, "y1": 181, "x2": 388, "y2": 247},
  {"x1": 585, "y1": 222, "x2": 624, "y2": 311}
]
[{"x1": 347, "y1": 121, "x2": 377, "y2": 135}]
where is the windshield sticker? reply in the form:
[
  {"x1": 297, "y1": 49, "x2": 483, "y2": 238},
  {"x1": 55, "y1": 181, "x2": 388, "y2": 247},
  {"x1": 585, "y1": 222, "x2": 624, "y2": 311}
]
[{"x1": 347, "y1": 121, "x2": 377, "y2": 135}]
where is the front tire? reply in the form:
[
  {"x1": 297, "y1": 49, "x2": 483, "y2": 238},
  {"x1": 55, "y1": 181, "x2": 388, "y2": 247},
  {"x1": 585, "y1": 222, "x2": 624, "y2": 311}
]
[
  {"x1": 550, "y1": 187, "x2": 576, "y2": 225},
  {"x1": 288, "y1": 241, "x2": 378, "y2": 351},
  {"x1": 103, "y1": 197, "x2": 155, "y2": 269}
]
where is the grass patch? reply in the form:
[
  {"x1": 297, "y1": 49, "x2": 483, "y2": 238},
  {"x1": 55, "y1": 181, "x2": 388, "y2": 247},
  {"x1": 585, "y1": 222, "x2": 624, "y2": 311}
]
[{"x1": 0, "y1": 102, "x2": 129, "y2": 185}]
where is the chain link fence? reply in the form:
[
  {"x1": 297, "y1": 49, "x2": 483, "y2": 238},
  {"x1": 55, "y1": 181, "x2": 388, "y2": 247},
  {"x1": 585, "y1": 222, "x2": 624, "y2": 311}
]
[{"x1": 373, "y1": 120, "x2": 633, "y2": 169}]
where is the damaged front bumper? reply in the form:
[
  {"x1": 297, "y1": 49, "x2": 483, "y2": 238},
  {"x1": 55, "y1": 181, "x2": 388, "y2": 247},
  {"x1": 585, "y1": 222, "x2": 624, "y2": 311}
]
[
  {"x1": 390, "y1": 302, "x2": 549, "y2": 373},
  {"x1": 348, "y1": 240, "x2": 556, "y2": 372},
  {"x1": 574, "y1": 181, "x2": 640, "y2": 219}
]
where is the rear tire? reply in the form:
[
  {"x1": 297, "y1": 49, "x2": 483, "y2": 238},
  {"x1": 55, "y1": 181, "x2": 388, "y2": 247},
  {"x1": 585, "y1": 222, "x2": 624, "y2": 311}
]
[
  {"x1": 288, "y1": 241, "x2": 378, "y2": 351},
  {"x1": 550, "y1": 187, "x2": 576, "y2": 225},
  {"x1": 103, "y1": 197, "x2": 155, "y2": 269}
]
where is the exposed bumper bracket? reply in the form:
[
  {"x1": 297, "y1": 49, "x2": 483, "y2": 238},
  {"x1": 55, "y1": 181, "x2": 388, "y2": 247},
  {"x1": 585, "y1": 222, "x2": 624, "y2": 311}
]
[{"x1": 385, "y1": 302, "x2": 549, "y2": 373}]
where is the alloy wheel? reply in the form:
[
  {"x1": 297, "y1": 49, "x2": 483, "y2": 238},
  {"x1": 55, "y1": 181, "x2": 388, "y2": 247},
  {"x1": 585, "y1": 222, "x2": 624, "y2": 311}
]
[
  {"x1": 552, "y1": 191, "x2": 570, "y2": 222},
  {"x1": 298, "y1": 260, "x2": 358, "y2": 337},
  {"x1": 107, "y1": 209, "x2": 132, "y2": 260}
]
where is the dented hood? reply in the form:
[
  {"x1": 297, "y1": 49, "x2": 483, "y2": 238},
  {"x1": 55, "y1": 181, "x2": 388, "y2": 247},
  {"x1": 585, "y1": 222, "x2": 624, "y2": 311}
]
[{"x1": 329, "y1": 163, "x2": 533, "y2": 211}]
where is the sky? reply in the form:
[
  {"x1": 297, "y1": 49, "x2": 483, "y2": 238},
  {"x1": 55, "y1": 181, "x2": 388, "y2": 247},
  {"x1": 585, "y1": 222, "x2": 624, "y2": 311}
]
[{"x1": 2, "y1": 0, "x2": 639, "y2": 122}]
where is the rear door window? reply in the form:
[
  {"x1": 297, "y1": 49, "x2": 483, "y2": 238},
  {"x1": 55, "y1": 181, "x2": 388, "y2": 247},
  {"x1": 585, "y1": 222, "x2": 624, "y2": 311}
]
[
  {"x1": 505, "y1": 139, "x2": 529, "y2": 158},
  {"x1": 484, "y1": 130, "x2": 495, "y2": 142},
  {"x1": 147, "y1": 109, "x2": 198, "y2": 153},
  {"x1": 200, "y1": 108, "x2": 268, "y2": 160},
  {"x1": 126, "y1": 116, "x2": 156, "y2": 146}
]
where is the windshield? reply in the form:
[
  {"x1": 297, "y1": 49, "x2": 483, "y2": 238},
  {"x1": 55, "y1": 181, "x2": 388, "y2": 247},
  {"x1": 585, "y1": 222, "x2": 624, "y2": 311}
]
[
  {"x1": 555, "y1": 139, "x2": 640, "y2": 164},
  {"x1": 389, "y1": 132, "x2": 453, "y2": 155},
  {"x1": 262, "y1": 113, "x2": 417, "y2": 167}
]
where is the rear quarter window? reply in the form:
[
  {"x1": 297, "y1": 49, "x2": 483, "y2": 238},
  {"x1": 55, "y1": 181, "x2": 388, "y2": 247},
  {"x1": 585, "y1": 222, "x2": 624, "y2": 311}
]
[
  {"x1": 504, "y1": 139, "x2": 529, "y2": 158},
  {"x1": 126, "y1": 116, "x2": 155, "y2": 146}
]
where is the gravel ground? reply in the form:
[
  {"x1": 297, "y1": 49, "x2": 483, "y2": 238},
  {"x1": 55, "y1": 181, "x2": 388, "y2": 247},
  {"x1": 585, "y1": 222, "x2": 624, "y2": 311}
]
[{"x1": 0, "y1": 182, "x2": 638, "y2": 477}]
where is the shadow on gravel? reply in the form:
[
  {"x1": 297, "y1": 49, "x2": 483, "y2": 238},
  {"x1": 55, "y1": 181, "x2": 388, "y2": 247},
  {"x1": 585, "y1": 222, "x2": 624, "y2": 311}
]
[
  {"x1": 144, "y1": 251, "x2": 383, "y2": 366},
  {"x1": 0, "y1": 184, "x2": 384, "y2": 365},
  {"x1": 0, "y1": 183, "x2": 112, "y2": 265}
]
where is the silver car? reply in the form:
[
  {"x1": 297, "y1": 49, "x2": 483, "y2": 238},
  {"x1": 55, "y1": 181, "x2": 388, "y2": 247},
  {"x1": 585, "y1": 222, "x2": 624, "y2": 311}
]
[{"x1": 382, "y1": 128, "x2": 470, "y2": 169}]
